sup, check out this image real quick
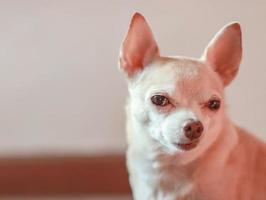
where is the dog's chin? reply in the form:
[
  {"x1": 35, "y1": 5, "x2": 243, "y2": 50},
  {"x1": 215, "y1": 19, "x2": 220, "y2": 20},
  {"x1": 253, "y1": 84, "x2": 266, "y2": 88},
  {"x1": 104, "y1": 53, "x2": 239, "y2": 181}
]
[
  {"x1": 174, "y1": 139, "x2": 200, "y2": 151},
  {"x1": 161, "y1": 140, "x2": 200, "y2": 154}
]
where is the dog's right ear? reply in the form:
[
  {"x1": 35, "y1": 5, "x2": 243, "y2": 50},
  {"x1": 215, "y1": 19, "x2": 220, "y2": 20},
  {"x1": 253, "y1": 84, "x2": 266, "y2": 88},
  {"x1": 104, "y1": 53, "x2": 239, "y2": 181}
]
[
  {"x1": 201, "y1": 22, "x2": 242, "y2": 86},
  {"x1": 119, "y1": 13, "x2": 159, "y2": 78}
]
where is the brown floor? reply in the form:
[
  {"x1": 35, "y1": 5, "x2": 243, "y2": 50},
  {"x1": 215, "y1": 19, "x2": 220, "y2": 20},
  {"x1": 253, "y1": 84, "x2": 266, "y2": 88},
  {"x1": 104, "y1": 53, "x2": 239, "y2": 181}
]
[
  {"x1": 0, "y1": 196, "x2": 132, "y2": 200},
  {"x1": 0, "y1": 155, "x2": 131, "y2": 196}
]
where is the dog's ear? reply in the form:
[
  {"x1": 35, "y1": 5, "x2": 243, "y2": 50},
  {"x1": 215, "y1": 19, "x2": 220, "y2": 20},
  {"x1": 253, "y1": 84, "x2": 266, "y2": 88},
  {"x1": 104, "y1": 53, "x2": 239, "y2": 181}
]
[
  {"x1": 119, "y1": 13, "x2": 159, "y2": 78},
  {"x1": 201, "y1": 22, "x2": 242, "y2": 86}
]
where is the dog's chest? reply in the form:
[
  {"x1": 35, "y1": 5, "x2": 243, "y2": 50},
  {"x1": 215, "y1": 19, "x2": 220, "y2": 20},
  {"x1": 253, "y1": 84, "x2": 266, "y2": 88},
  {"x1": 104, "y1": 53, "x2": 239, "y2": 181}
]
[{"x1": 127, "y1": 154, "x2": 195, "y2": 200}]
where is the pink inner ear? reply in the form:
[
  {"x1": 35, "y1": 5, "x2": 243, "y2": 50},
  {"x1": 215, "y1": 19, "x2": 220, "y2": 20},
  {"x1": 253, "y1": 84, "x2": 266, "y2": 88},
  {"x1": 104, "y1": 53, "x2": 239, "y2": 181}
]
[
  {"x1": 203, "y1": 23, "x2": 242, "y2": 86},
  {"x1": 119, "y1": 13, "x2": 159, "y2": 77}
]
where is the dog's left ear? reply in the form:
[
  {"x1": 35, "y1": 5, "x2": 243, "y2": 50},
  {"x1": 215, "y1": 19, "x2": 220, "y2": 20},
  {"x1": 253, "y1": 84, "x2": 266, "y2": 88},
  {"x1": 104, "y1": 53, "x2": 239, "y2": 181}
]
[
  {"x1": 201, "y1": 22, "x2": 242, "y2": 86},
  {"x1": 119, "y1": 13, "x2": 159, "y2": 78}
]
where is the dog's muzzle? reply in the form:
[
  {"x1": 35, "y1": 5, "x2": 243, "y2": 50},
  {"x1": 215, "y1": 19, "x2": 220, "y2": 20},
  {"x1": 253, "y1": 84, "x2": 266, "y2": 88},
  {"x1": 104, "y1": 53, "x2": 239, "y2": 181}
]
[
  {"x1": 183, "y1": 120, "x2": 204, "y2": 140},
  {"x1": 176, "y1": 120, "x2": 204, "y2": 151}
]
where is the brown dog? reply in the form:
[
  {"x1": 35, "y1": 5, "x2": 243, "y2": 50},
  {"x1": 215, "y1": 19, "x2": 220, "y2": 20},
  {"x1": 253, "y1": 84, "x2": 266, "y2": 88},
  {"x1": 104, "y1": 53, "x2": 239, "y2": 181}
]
[{"x1": 119, "y1": 13, "x2": 266, "y2": 200}]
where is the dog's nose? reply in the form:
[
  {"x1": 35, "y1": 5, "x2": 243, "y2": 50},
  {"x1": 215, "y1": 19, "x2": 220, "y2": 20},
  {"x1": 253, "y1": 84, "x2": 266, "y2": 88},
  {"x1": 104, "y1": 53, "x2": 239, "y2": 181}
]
[{"x1": 183, "y1": 120, "x2": 204, "y2": 140}]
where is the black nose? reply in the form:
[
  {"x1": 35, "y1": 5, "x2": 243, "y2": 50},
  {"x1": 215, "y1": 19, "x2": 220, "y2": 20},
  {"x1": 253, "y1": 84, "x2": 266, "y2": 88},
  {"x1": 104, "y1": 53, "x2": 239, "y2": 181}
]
[{"x1": 183, "y1": 120, "x2": 204, "y2": 140}]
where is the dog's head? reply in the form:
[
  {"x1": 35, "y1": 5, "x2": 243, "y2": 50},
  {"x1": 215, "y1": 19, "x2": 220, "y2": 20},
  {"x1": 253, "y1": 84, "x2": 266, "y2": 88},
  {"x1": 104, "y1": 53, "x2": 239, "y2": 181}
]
[{"x1": 119, "y1": 13, "x2": 242, "y2": 154}]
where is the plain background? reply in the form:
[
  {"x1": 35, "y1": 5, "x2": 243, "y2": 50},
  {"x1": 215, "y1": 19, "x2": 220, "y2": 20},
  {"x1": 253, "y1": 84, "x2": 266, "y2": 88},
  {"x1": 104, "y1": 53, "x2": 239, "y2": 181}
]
[{"x1": 0, "y1": 0, "x2": 265, "y2": 156}]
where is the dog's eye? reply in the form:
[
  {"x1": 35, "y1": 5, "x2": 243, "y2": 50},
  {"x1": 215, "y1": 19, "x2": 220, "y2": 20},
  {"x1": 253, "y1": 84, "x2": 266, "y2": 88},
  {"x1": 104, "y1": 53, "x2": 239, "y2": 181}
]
[
  {"x1": 151, "y1": 95, "x2": 169, "y2": 106},
  {"x1": 208, "y1": 99, "x2": 221, "y2": 110}
]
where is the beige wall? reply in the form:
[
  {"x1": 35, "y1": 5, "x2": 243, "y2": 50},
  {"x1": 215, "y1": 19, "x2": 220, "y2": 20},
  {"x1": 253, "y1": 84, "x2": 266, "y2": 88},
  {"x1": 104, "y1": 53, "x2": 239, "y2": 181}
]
[{"x1": 0, "y1": 0, "x2": 265, "y2": 156}]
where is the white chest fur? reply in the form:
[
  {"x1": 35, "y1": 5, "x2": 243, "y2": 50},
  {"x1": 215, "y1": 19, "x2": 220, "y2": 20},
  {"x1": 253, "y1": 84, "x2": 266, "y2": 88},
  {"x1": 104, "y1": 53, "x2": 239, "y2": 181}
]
[{"x1": 127, "y1": 150, "x2": 195, "y2": 200}]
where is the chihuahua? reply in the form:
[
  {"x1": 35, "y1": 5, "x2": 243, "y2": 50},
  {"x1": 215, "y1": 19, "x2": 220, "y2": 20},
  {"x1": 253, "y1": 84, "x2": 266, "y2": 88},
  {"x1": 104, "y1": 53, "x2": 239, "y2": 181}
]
[{"x1": 119, "y1": 13, "x2": 266, "y2": 200}]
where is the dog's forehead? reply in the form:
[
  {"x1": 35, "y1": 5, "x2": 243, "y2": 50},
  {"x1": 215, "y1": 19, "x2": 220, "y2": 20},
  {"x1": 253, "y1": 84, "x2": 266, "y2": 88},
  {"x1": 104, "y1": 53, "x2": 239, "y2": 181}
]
[
  {"x1": 138, "y1": 57, "x2": 202, "y2": 86},
  {"x1": 134, "y1": 57, "x2": 222, "y2": 97}
]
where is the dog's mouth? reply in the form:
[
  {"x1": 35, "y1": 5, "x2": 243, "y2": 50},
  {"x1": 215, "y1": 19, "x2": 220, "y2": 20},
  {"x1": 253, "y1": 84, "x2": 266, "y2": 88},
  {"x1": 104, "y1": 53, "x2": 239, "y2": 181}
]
[{"x1": 176, "y1": 140, "x2": 199, "y2": 151}]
